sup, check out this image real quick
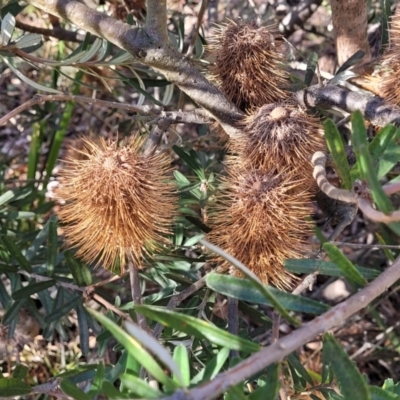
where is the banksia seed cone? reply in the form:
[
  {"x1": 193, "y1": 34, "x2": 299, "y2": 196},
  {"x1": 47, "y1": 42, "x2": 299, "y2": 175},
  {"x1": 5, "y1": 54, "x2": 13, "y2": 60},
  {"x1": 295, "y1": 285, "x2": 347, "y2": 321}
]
[
  {"x1": 56, "y1": 137, "x2": 177, "y2": 271},
  {"x1": 207, "y1": 166, "x2": 313, "y2": 290},
  {"x1": 232, "y1": 103, "x2": 325, "y2": 183},
  {"x1": 208, "y1": 20, "x2": 290, "y2": 112},
  {"x1": 375, "y1": 7, "x2": 400, "y2": 104}
]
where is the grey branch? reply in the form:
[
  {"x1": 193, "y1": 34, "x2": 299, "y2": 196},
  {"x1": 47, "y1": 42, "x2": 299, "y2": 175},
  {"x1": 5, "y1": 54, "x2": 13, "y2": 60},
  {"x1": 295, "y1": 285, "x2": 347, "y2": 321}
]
[
  {"x1": 163, "y1": 252, "x2": 400, "y2": 400},
  {"x1": 296, "y1": 85, "x2": 400, "y2": 128},
  {"x1": 25, "y1": 0, "x2": 244, "y2": 139}
]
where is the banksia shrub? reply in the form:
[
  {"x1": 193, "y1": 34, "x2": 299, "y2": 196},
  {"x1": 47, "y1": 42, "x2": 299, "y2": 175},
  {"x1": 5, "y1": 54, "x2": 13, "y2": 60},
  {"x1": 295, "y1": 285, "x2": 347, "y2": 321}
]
[
  {"x1": 208, "y1": 20, "x2": 290, "y2": 112},
  {"x1": 56, "y1": 137, "x2": 177, "y2": 271},
  {"x1": 232, "y1": 103, "x2": 325, "y2": 183},
  {"x1": 207, "y1": 166, "x2": 313, "y2": 290}
]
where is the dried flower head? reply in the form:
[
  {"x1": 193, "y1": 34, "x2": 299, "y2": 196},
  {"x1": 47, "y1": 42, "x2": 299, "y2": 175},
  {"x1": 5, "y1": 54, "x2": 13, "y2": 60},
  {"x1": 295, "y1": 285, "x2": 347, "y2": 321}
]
[
  {"x1": 56, "y1": 137, "x2": 177, "y2": 271},
  {"x1": 207, "y1": 166, "x2": 313, "y2": 290},
  {"x1": 232, "y1": 104, "x2": 325, "y2": 182},
  {"x1": 374, "y1": 8, "x2": 400, "y2": 104},
  {"x1": 208, "y1": 20, "x2": 290, "y2": 112}
]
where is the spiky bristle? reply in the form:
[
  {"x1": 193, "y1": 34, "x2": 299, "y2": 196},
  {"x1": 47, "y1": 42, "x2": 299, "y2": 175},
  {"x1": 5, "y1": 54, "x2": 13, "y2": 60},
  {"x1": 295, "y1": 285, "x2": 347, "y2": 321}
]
[
  {"x1": 231, "y1": 104, "x2": 325, "y2": 183},
  {"x1": 207, "y1": 166, "x2": 313, "y2": 290},
  {"x1": 372, "y1": 8, "x2": 400, "y2": 103},
  {"x1": 56, "y1": 137, "x2": 177, "y2": 271},
  {"x1": 208, "y1": 20, "x2": 290, "y2": 112}
]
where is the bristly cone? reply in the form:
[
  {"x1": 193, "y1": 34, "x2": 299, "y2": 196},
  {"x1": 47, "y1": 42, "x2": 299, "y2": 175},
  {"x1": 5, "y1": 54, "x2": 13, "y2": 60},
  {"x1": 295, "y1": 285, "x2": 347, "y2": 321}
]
[
  {"x1": 56, "y1": 137, "x2": 177, "y2": 271},
  {"x1": 208, "y1": 20, "x2": 290, "y2": 112},
  {"x1": 207, "y1": 166, "x2": 313, "y2": 290},
  {"x1": 376, "y1": 7, "x2": 400, "y2": 104},
  {"x1": 232, "y1": 103, "x2": 325, "y2": 184}
]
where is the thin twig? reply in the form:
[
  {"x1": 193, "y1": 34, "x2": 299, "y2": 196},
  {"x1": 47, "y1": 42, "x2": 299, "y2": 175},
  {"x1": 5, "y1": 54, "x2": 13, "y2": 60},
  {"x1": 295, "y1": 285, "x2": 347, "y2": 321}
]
[
  {"x1": 129, "y1": 262, "x2": 148, "y2": 331},
  {"x1": 163, "y1": 253, "x2": 400, "y2": 400}
]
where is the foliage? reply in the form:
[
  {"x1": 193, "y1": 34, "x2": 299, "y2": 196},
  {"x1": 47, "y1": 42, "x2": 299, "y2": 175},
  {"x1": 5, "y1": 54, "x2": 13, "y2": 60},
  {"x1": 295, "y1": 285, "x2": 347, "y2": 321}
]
[{"x1": 1, "y1": 1, "x2": 400, "y2": 400}]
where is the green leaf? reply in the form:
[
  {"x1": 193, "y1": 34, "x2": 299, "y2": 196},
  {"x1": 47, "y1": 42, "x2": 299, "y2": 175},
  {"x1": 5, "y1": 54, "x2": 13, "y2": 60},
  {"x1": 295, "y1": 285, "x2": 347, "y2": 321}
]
[
  {"x1": 46, "y1": 215, "x2": 58, "y2": 276},
  {"x1": 352, "y1": 111, "x2": 393, "y2": 214},
  {"x1": 0, "y1": 378, "x2": 31, "y2": 397},
  {"x1": 288, "y1": 352, "x2": 313, "y2": 387},
  {"x1": 285, "y1": 258, "x2": 379, "y2": 280},
  {"x1": 1, "y1": 13, "x2": 15, "y2": 45},
  {"x1": 206, "y1": 273, "x2": 329, "y2": 314},
  {"x1": 87, "y1": 308, "x2": 179, "y2": 390},
  {"x1": 2, "y1": 298, "x2": 27, "y2": 325},
  {"x1": 322, "y1": 334, "x2": 370, "y2": 400},
  {"x1": 248, "y1": 364, "x2": 280, "y2": 400},
  {"x1": 183, "y1": 233, "x2": 204, "y2": 247},
  {"x1": 173, "y1": 145, "x2": 206, "y2": 180},
  {"x1": 76, "y1": 301, "x2": 90, "y2": 357},
  {"x1": 304, "y1": 51, "x2": 318, "y2": 86},
  {"x1": 44, "y1": 295, "x2": 81, "y2": 323},
  {"x1": 12, "y1": 280, "x2": 56, "y2": 300},
  {"x1": 324, "y1": 119, "x2": 352, "y2": 189},
  {"x1": 15, "y1": 33, "x2": 43, "y2": 52},
  {"x1": 200, "y1": 239, "x2": 300, "y2": 326},
  {"x1": 323, "y1": 243, "x2": 366, "y2": 290},
  {"x1": 173, "y1": 344, "x2": 190, "y2": 386},
  {"x1": 191, "y1": 347, "x2": 229, "y2": 384},
  {"x1": 1, "y1": 235, "x2": 32, "y2": 272},
  {"x1": 369, "y1": 386, "x2": 400, "y2": 400},
  {"x1": 60, "y1": 379, "x2": 91, "y2": 400},
  {"x1": 135, "y1": 305, "x2": 260, "y2": 353},
  {"x1": 0, "y1": 190, "x2": 14, "y2": 206},
  {"x1": 121, "y1": 373, "x2": 164, "y2": 398},
  {"x1": 87, "y1": 363, "x2": 105, "y2": 397},
  {"x1": 123, "y1": 320, "x2": 185, "y2": 387},
  {"x1": 12, "y1": 364, "x2": 29, "y2": 380},
  {"x1": 64, "y1": 251, "x2": 92, "y2": 286},
  {"x1": 1, "y1": 55, "x2": 62, "y2": 93}
]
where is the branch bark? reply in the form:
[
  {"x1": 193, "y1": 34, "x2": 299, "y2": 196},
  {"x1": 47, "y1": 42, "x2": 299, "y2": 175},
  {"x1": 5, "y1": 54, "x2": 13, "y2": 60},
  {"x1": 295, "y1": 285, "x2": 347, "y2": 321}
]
[
  {"x1": 164, "y1": 252, "x2": 400, "y2": 400},
  {"x1": 24, "y1": 0, "x2": 244, "y2": 139},
  {"x1": 295, "y1": 84, "x2": 400, "y2": 128}
]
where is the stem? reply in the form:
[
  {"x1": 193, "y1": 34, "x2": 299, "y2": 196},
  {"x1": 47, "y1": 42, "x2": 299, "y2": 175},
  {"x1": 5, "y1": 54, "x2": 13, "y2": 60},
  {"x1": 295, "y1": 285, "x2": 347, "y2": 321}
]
[{"x1": 129, "y1": 262, "x2": 148, "y2": 331}]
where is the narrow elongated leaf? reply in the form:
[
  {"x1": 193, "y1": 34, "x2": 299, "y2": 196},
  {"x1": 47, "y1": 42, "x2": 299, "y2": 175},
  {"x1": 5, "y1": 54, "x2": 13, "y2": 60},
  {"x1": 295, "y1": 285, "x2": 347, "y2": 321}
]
[
  {"x1": 60, "y1": 379, "x2": 91, "y2": 400},
  {"x1": 191, "y1": 347, "x2": 230, "y2": 385},
  {"x1": 0, "y1": 190, "x2": 14, "y2": 206},
  {"x1": 322, "y1": 334, "x2": 370, "y2": 400},
  {"x1": 121, "y1": 373, "x2": 163, "y2": 398},
  {"x1": 87, "y1": 308, "x2": 179, "y2": 390},
  {"x1": 123, "y1": 320, "x2": 185, "y2": 387},
  {"x1": 285, "y1": 258, "x2": 379, "y2": 279},
  {"x1": 1, "y1": 235, "x2": 32, "y2": 272},
  {"x1": 352, "y1": 111, "x2": 392, "y2": 214},
  {"x1": 2, "y1": 298, "x2": 26, "y2": 325},
  {"x1": 44, "y1": 296, "x2": 81, "y2": 323},
  {"x1": 47, "y1": 215, "x2": 58, "y2": 276},
  {"x1": 288, "y1": 352, "x2": 313, "y2": 387},
  {"x1": 173, "y1": 145, "x2": 206, "y2": 180},
  {"x1": 12, "y1": 280, "x2": 55, "y2": 300},
  {"x1": 76, "y1": 302, "x2": 90, "y2": 357},
  {"x1": 12, "y1": 364, "x2": 29, "y2": 379},
  {"x1": 64, "y1": 251, "x2": 92, "y2": 286},
  {"x1": 136, "y1": 305, "x2": 260, "y2": 353},
  {"x1": 200, "y1": 239, "x2": 299, "y2": 325},
  {"x1": 369, "y1": 386, "x2": 400, "y2": 400},
  {"x1": 1, "y1": 56, "x2": 62, "y2": 94},
  {"x1": 324, "y1": 119, "x2": 352, "y2": 189},
  {"x1": 206, "y1": 273, "x2": 329, "y2": 314},
  {"x1": 173, "y1": 344, "x2": 190, "y2": 386},
  {"x1": 323, "y1": 243, "x2": 366, "y2": 290},
  {"x1": 15, "y1": 33, "x2": 42, "y2": 49},
  {"x1": 248, "y1": 364, "x2": 280, "y2": 400},
  {"x1": 1, "y1": 13, "x2": 15, "y2": 45},
  {"x1": 0, "y1": 378, "x2": 31, "y2": 397}
]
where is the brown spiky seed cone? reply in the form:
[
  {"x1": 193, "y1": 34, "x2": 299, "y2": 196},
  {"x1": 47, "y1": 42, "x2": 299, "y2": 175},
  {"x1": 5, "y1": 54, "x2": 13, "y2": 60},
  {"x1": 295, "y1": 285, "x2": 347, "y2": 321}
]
[
  {"x1": 56, "y1": 137, "x2": 177, "y2": 271},
  {"x1": 207, "y1": 166, "x2": 313, "y2": 290},
  {"x1": 231, "y1": 103, "x2": 325, "y2": 184},
  {"x1": 208, "y1": 20, "x2": 290, "y2": 112},
  {"x1": 368, "y1": 7, "x2": 400, "y2": 105}
]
